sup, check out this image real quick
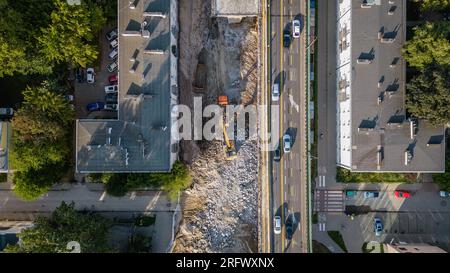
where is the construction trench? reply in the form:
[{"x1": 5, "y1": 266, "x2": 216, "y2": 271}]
[{"x1": 173, "y1": 0, "x2": 260, "y2": 252}]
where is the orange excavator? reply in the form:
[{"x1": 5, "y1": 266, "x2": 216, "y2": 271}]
[{"x1": 218, "y1": 95, "x2": 237, "y2": 161}]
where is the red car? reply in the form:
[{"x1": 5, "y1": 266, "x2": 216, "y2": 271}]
[
  {"x1": 395, "y1": 191, "x2": 410, "y2": 198},
  {"x1": 108, "y1": 74, "x2": 118, "y2": 84}
]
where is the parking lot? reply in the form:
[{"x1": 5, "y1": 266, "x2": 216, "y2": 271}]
[{"x1": 74, "y1": 26, "x2": 118, "y2": 120}]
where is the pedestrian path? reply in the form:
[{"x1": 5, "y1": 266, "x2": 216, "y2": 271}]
[{"x1": 314, "y1": 190, "x2": 344, "y2": 213}]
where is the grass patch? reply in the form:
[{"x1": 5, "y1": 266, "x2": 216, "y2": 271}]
[
  {"x1": 135, "y1": 215, "x2": 156, "y2": 227},
  {"x1": 312, "y1": 240, "x2": 331, "y2": 253},
  {"x1": 327, "y1": 231, "x2": 348, "y2": 253},
  {"x1": 88, "y1": 161, "x2": 192, "y2": 199},
  {"x1": 337, "y1": 167, "x2": 417, "y2": 183}
]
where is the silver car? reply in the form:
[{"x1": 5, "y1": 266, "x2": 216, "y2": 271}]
[
  {"x1": 283, "y1": 134, "x2": 291, "y2": 153},
  {"x1": 274, "y1": 216, "x2": 282, "y2": 235}
]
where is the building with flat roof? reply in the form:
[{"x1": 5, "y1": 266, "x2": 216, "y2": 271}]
[
  {"x1": 76, "y1": 0, "x2": 179, "y2": 173},
  {"x1": 384, "y1": 243, "x2": 447, "y2": 253},
  {"x1": 211, "y1": 0, "x2": 259, "y2": 18},
  {"x1": 336, "y1": 0, "x2": 445, "y2": 172}
]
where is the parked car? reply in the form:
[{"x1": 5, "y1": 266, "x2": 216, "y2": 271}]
[
  {"x1": 104, "y1": 104, "x2": 118, "y2": 111},
  {"x1": 105, "y1": 85, "x2": 118, "y2": 94},
  {"x1": 64, "y1": 95, "x2": 74, "y2": 102},
  {"x1": 0, "y1": 108, "x2": 14, "y2": 120},
  {"x1": 283, "y1": 134, "x2": 291, "y2": 153},
  {"x1": 86, "y1": 68, "x2": 95, "y2": 83},
  {"x1": 108, "y1": 73, "x2": 118, "y2": 84},
  {"x1": 86, "y1": 102, "x2": 104, "y2": 112},
  {"x1": 105, "y1": 93, "x2": 118, "y2": 104},
  {"x1": 107, "y1": 62, "x2": 118, "y2": 73},
  {"x1": 274, "y1": 216, "x2": 282, "y2": 235},
  {"x1": 363, "y1": 191, "x2": 379, "y2": 199},
  {"x1": 345, "y1": 190, "x2": 357, "y2": 198},
  {"x1": 292, "y1": 19, "x2": 301, "y2": 38},
  {"x1": 106, "y1": 29, "x2": 118, "y2": 41},
  {"x1": 110, "y1": 38, "x2": 118, "y2": 49},
  {"x1": 374, "y1": 217, "x2": 383, "y2": 237},
  {"x1": 109, "y1": 48, "x2": 118, "y2": 60},
  {"x1": 439, "y1": 191, "x2": 450, "y2": 198},
  {"x1": 283, "y1": 29, "x2": 291, "y2": 48},
  {"x1": 273, "y1": 146, "x2": 281, "y2": 162},
  {"x1": 394, "y1": 190, "x2": 410, "y2": 199},
  {"x1": 76, "y1": 68, "x2": 84, "y2": 83},
  {"x1": 272, "y1": 83, "x2": 280, "y2": 102}
]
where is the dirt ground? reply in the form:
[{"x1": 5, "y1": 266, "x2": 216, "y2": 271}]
[{"x1": 174, "y1": 0, "x2": 260, "y2": 253}]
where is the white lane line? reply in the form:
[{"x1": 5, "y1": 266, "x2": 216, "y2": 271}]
[{"x1": 99, "y1": 191, "x2": 107, "y2": 202}]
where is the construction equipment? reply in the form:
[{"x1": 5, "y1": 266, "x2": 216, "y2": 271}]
[{"x1": 218, "y1": 95, "x2": 237, "y2": 161}]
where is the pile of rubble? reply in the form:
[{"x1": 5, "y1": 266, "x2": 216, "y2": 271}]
[{"x1": 174, "y1": 138, "x2": 259, "y2": 253}]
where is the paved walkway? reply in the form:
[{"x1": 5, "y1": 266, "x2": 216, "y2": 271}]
[{"x1": 312, "y1": 224, "x2": 345, "y2": 253}]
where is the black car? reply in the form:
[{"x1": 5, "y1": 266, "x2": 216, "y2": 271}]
[
  {"x1": 273, "y1": 146, "x2": 281, "y2": 162},
  {"x1": 283, "y1": 30, "x2": 291, "y2": 48},
  {"x1": 76, "y1": 68, "x2": 84, "y2": 83},
  {"x1": 285, "y1": 216, "x2": 294, "y2": 240},
  {"x1": 105, "y1": 93, "x2": 118, "y2": 104}
]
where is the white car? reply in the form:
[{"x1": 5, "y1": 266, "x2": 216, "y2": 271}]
[
  {"x1": 439, "y1": 191, "x2": 449, "y2": 198},
  {"x1": 274, "y1": 216, "x2": 282, "y2": 235},
  {"x1": 110, "y1": 38, "x2": 118, "y2": 49},
  {"x1": 272, "y1": 83, "x2": 280, "y2": 102},
  {"x1": 107, "y1": 62, "x2": 118, "y2": 73},
  {"x1": 109, "y1": 48, "x2": 118, "y2": 60},
  {"x1": 86, "y1": 68, "x2": 95, "y2": 83},
  {"x1": 283, "y1": 134, "x2": 291, "y2": 153},
  {"x1": 104, "y1": 85, "x2": 118, "y2": 94},
  {"x1": 104, "y1": 104, "x2": 118, "y2": 111},
  {"x1": 292, "y1": 19, "x2": 301, "y2": 38}
]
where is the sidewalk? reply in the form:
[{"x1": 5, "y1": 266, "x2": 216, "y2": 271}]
[{"x1": 312, "y1": 224, "x2": 345, "y2": 253}]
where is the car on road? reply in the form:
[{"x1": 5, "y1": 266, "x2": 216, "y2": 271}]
[
  {"x1": 86, "y1": 68, "x2": 95, "y2": 83},
  {"x1": 104, "y1": 103, "x2": 118, "y2": 111},
  {"x1": 273, "y1": 146, "x2": 281, "y2": 162},
  {"x1": 292, "y1": 19, "x2": 301, "y2": 38},
  {"x1": 283, "y1": 29, "x2": 291, "y2": 48},
  {"x1": 105, "y1": 93, "x2": 118, "y2": 104},
  {"x1": 363, "y1": 191, "x2": 379, "y2": 199},
  {"x1": 106, "y1": 29, "x2": 118, "y2": 41},
  {"x1": 285, "y1": 215, "x2": 294, "y2": 240},
  {"x1": 439, "y1": 191, "x2": 450, "y2": 198},
  {"x1": 110, "y1": 38, "x2": 118, "y2": 49},
  {"x1": 104, "y1": 85, "x2": 118, "y2": 94},
  {"x1": 108, "y1": 73, "x2": 118, "y2": 84},
  {"x1": 86, "y1": 102, "x2": 104, "y2": 112},
  {"x1": 271, "y1": 83, "x2": 280, "y2": 102},
  {"x1": 0, "y1": 108, "x2": 14, "y2": 120},
  {"x1": 107, "y1": 61, "x2": 118, "y2": 73},
  {"x1": 374, "y1": 217, "x2": 383, "y2": 237},
  {"x1": 109, "y1": 48, "x2": 118, "y2": 60},
  {"x1": 274, "y1": 216, "x2": 282, "y2": 235},
  {"x1": 394, "y1": 190, "x2": 410, "y2": 199},
  {"x1": 283, "y1": 134, "x2": 291, "y2": 153}
]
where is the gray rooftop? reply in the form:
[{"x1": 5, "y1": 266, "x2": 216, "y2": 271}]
[
  {"x1": 350, "y1": 0, "x2": 445, "y2": 172},
  {"x1": 76, "y1": 0, "x2": 173, "y2": 173},
  {"x1": 212, "y1": 0, "x2": 259, "y2": 17}
]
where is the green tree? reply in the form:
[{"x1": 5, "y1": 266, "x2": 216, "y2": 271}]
[
  {"x1": 413, "y1": 0, "x2": 450, "y2": 11},
  {"x1": 406, "y1": 66, "x2": 450, "y2": 126},
  {"x1": 11, "y1": 81, "x2": 74, "y2": 200},
  {"x1": 38, "y1": 0, "x2": 106, "y2": 67},
  {"x1": 433, "y1": 148, "x2": 450, "y2": 192},
  {"x1": 402, "y1": 22, "x2": 450, "y2": 70},
  {"x1": 4, "y1": 202, "x2": 112, "y2": 253}
]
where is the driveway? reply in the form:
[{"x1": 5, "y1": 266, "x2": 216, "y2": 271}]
[{"x1": 74, "y1": 26, "x2": 118, "y2": 120}]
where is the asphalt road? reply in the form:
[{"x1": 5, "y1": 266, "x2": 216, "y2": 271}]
[{"x1": 268, "y1": 0, "x2": 308, "y2": 253}]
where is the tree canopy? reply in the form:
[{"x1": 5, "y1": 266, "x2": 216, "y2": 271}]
[
  {"x1": 402, "y1": 22, "x2": 450, "y2": 70},
  {"x1": 406, "y1": 66, "x2": 450, "y2": 126},
  {"x1": 11, "y1": 81, "x2": 74, "y2": 200},
  {"x1": 413, "y1": 0, "x2": 450, "y2": 11},
  {"x1": 4, "y1": 202, "x2": 112, "y2": 253},
  {"x1": 39, "y1": 0, "x2": 106, "y2": 67}
]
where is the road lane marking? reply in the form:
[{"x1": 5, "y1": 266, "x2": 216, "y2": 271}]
[{"x1": 279, "y1": 0, "x2": 285, "y2": 252}]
